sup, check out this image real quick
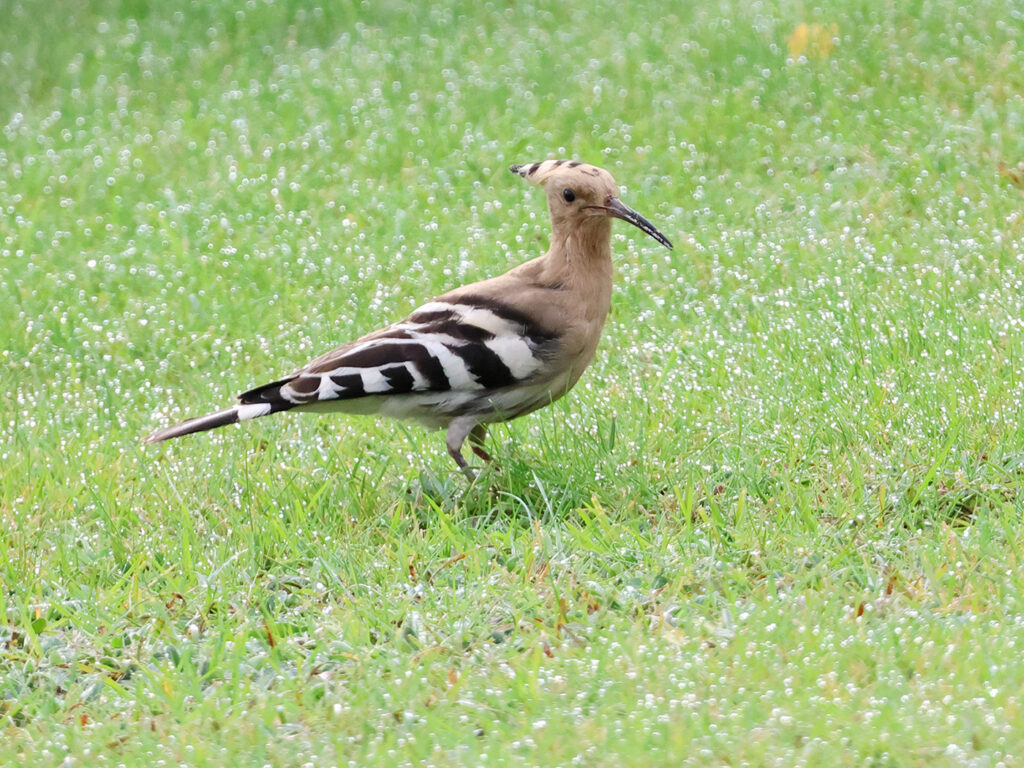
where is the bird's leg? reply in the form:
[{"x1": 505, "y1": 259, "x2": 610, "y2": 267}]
[
  {"x1": 468, "y1": 423, "x2": 492, "y2": 463},
  {"x1": 446, "y1": 417, "x2": 480, "y2": 481}
]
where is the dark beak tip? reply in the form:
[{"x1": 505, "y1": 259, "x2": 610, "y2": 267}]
[{"x1": 606, "y1": 198, "x2": 673, "y2": 251}]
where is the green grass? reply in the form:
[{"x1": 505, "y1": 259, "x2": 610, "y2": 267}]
[{"x1": 3, "y1": 0, "x2": 1024, "y2": 763}]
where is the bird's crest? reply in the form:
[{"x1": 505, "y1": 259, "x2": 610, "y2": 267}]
[{"x1": 509, "y1": 160, "x2": 599, "y2": 185}]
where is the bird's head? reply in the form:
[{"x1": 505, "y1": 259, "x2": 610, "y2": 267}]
[{"x1": 510, "y1": 160, "x2": 672, "y2": 250}]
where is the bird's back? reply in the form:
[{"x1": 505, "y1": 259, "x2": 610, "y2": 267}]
[{"x1": 237, "y1": 261, "x2": 587, "y2": 429}]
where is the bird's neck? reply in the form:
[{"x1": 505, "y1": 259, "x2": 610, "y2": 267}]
[{"x1": 543, "y1": 218, "x2": 614, "y2": 316}]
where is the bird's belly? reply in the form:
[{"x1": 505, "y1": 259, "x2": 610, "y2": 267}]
[{"x1": 479, "y1": 370, "x2": 577, "y2": 421}]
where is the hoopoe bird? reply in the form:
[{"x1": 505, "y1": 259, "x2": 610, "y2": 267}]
[{"x1": 145, "y1": 160, "x2": 672, "y2": 478}]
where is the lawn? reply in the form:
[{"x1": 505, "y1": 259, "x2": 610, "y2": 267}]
[{"x1": 3, "y1": 0, "x2": 1024, "y2": 764}]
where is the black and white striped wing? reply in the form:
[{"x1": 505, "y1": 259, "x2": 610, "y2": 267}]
[{"x1": 235, "y1": 296, "x2": 559, "y2": 417}]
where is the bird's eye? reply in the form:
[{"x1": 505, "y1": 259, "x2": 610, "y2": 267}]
[{"x1": 562, "y1": 188, "x2": 576, "y2": 203}]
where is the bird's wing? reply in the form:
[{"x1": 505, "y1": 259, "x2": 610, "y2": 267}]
[{"x1": 237, "y1": 295, "x2": 560, "y2": 409}]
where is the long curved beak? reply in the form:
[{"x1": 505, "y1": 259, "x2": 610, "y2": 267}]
[{"x1": 588, "y1": 197, "x2": 673, "y2": 250}]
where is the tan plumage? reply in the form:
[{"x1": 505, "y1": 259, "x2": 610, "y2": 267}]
[{"x1": 146, "y1": 160, "x2": 672, "y2": 478}]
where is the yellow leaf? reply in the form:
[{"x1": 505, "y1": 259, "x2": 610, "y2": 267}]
[
  {"x1": 787, "y1": 23, "x2": 810, "y2": 58},
  {"x1": 788, "y1": 22, "x2": 838, "y2": 60}
]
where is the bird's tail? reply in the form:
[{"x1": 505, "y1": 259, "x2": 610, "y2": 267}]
[
  {"x1": 144, "y1": 407, "x2": 242, "y2": 443},
  {"x1": 145, "y1": 376, "x2": 300, "y2": 444}
]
